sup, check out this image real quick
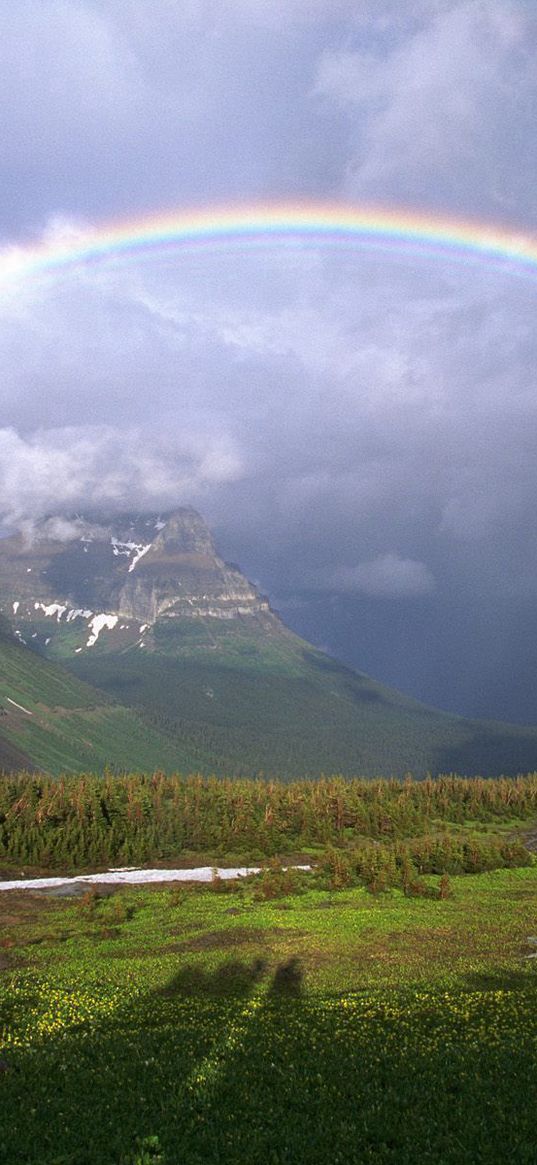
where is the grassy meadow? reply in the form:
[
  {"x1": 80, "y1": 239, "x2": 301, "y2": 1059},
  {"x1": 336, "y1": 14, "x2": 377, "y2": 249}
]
[{"x1": 2, "y1": 858, "x2": 537, "y2": 1164}]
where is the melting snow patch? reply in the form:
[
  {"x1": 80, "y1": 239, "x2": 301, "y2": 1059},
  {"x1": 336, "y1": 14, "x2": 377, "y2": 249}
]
[
  {"x1": 110, "y1": 538, "x2": 152, "y2": 570},
  {"x1": 86, "y1": 613, "x2": 118, "y2": 647},
  {"x1": 111, "y1": 538, "x2": 135, "y2": 557},
  {"x1": 128, "y1": 544, "x2": 151, "y2": 572},
  {"x1": 66, "y1": 608, "x2": 93, "y2": 623},
  {"x1": 155, "y1": 520, "x2": 166, "y2": 530},
  {"x1": 139, "y1": 624, "x2": 148, "y2": 633},
  {"x1": 34, "y1": 602, "x2": 67, "y2": 621},
  {"x1": 0, "y1": 865, "x2": 311, "y2": 891},
  {"x1": 7, "y1": 697, "x2": 32, "y2": 715},
  {"x1": 111, "y1": 537, "x2": 141, "y2": 557},
  {"x1": 12, "y1": 601, "x2": 19, "y2": 614}
]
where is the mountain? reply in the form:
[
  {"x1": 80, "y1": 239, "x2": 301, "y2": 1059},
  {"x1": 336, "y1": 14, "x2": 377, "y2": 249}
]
[
  {"x1": 1, "y1": 508, "x2": 537, "y2": 778},
  {"x1": 0, "y1": 614, "x2": 202, "y2": 775}
]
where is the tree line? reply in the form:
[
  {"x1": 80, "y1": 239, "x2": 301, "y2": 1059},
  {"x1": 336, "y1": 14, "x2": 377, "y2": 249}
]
[{"x1": 0, "y1": 770, "x2": 536, "y2": 871}]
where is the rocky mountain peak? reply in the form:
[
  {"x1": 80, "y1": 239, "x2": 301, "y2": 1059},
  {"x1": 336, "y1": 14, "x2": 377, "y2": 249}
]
[{"x1": 0, "y1": 507, "x2": 274, "y2": 657}]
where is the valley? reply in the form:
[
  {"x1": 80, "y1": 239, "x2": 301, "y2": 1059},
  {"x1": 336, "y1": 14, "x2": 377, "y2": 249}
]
[{"x1": 2, "y1": 509, "x2": 537, "y2": 779}]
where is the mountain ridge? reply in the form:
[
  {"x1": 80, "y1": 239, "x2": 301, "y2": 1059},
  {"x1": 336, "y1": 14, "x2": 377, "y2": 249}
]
[
  {"x1": 1, "y1": 508, "x2": 537, "y2": 778},
  {"x1": 0, "y1": 508, "x2": 276, "y2": 656}
]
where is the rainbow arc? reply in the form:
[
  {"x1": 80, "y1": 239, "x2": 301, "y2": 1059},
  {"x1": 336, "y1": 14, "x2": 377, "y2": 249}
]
[{"x1": 1, "y1": 201, "x2": 537, "y2": 283}]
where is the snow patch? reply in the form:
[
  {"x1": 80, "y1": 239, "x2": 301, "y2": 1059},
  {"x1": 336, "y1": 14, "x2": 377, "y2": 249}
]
[
  {"x1": 111, "y1": 537, "x2": 141, "y2": 556},
  {"x1": 128, "y1": 544, "x2": 151, "y2": 572},
  {"x1": 0, "y1": 865, "x2": 312, "y2": 891},
  {"x1": 12, "y1": 601, "x2": 19, "y2": 614},
  {"x1": 139, "y1": 624, "x2": 148, "y2": 633},
  {"x1": 7, "y1": 697, "x2": 32, "y2": 715},
  {"x1": 66, "y1": 608, "x2": 93, "y2": 623},
  {"x1": 34, "y1": 602, "x2": 67, "y2": 621},
  {"x1": 86, "y1": 613, "x2": 118, "y2": 647},
  {"x1": 111, "y1": 538, "x2": 131, "y2": 557}
]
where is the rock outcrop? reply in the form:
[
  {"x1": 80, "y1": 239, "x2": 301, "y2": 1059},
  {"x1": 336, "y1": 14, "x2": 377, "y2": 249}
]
[{"x1": 0, "y1": 508, "x2": 275, "y2": 655}]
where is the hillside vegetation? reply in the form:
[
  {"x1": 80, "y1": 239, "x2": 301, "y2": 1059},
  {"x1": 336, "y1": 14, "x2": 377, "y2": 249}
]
[
  {"x1": 4, "y1": 510, "x2": 537, "y2": 778},
  {"x1": 0, "y1": 630, "x2": 193, "y2": 776},
  {"x1": 2, "y1": 771, "x2": 536, "y2": 874},
  {"x1": 67, "y1": 623, "x2": 537, "y2": 778}
]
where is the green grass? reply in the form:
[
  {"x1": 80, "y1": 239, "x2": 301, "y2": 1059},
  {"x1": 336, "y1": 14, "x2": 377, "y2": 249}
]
[
  {"x1": 5, "y1": 607, "x2": 537, "y2": 778},
  {"x1": 0, "y1": 638, "x2": 197, "y2": 774},
  {"x1": 61, "y1": 619, "x2": 537, "y2": 779},
  {"x1": 2, "y1": 866, "x2": 537, "y2": 1164}
]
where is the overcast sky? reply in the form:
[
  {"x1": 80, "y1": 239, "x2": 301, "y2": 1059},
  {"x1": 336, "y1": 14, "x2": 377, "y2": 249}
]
[{"x1": 1, "y1": 0, "x2": 537, "y2": 723}]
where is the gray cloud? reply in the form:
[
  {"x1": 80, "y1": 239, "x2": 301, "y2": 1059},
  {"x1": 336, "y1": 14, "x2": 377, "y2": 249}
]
[
  {"x1": 315, "y1": 1, "x2": 537, "y2": 218},
  {"x1": 1, "y1": 1, "x2": 537, "y2": 721},
  {"x1": 320, "y1": 554, "x2": 436, "y2": 598},
  {"x1": 0, "y1": 424, "x2": 243, "y2": 529}
]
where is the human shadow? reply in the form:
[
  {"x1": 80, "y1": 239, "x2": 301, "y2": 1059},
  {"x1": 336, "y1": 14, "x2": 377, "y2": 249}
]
[
  {"x1": 3, "y1": 955, "x2": 537, "y2": 1165},
  {"x1": 157, "y1": 956, "x2": 303, "y2": 999},
  {"x1": 158, "y1": 957, "x2": 267, "y2": 998},
  {"x1": 268, "y1": 956, "x2": 303, "y2": 998}
]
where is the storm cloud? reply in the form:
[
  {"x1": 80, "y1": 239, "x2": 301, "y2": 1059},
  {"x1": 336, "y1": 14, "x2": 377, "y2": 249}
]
[{"x1": 1, "y1": 0, "x2": 537, "y2": 724}]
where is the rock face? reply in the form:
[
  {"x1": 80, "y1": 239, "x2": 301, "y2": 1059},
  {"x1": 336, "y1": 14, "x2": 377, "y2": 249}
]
[
  {"x1": 115, "y1": 511, "x2": 269, "y2": 623},
  {"x1": 0, "y1": 508, "x2": 274, "y2": 656}
]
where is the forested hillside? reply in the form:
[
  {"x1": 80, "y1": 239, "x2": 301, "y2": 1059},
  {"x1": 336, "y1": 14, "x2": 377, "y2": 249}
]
[
  {"x1": 1, "y1": 771, "x2": 535, "y2": 872},
  {"x1": 0, "y1": 621, "x2": 192, "y2": 775}
]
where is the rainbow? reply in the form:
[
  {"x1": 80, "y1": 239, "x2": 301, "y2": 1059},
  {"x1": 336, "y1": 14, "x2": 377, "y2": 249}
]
[{"x1": 1, "y1": 201, "x2": 537, "y2": 285}]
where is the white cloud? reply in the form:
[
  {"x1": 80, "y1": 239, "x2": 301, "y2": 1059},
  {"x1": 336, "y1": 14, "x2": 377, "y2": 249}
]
[
  {"x1": 314, "y1": 1, "x2": 536, "y2": 209},
  {"x1": 324, "y1": 554, "x2": 435, "y2": 597},
  {"x1": 0, "y1": 426, "x2": 244, "y2": 529}
]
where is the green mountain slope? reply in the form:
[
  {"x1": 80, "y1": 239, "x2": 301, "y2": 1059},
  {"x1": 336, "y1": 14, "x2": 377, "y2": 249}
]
[
  {"x1": 68, "y1": 620, "x2": 537, "y2": 778},
  {"x1": 2, "y1": 511, "x2": 537, "y2": 778},
  {"x1": 0, "y1": 619, "x2": 196, "y2": 774}
]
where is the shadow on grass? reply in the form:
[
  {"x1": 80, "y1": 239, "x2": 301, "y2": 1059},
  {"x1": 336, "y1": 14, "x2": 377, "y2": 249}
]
[
  {"x1": 157, "y1": 956, "x2": 303, "y2": 999},
  {"x1": 158, "y1": 957, "x2": 267, "y2": 998},
  {"x1": 2, "y1": 960, "x2": 537, "y2": 1165},
  {"x1": 268, "y1": 956, "x2": 303, "y2": 997},
  {"x1": 462, "y1": 967, "x2": 537, "y2": 991}
]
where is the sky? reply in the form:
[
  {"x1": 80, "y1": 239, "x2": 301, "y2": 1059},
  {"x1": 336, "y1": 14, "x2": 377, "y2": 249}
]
[{"x1": 1, "y1": 0, "x2": 537, "y2": 723}]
